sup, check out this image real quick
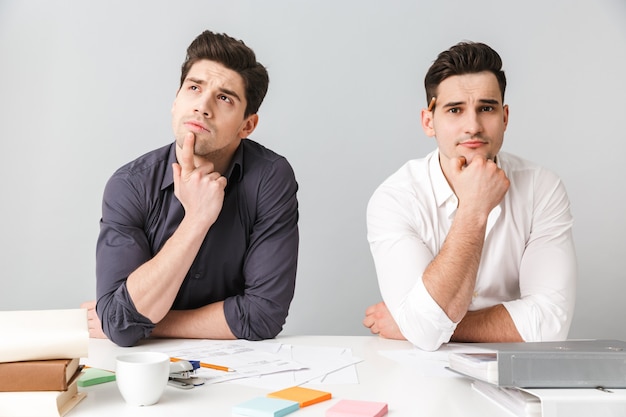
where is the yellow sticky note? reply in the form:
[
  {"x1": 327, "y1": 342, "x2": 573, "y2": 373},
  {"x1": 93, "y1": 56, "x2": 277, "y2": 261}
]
[{"x1": 267, "y1": 386, "x2": 332, "y2": 407}]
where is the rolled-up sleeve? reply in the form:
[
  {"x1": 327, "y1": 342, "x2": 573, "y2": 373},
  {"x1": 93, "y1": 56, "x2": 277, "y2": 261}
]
[
  {"x1": 223, "y1": 157, "x2": 299, "y2": 340},
  {"x1": 96, "y1": 173, "x2": 156, "y2": 347},
  {"x1": 502, "y1": 174, "x2": 577, "y2": 342},
  {"x1": 367, "y1": 185, "x2": 456, "y2": 351}
]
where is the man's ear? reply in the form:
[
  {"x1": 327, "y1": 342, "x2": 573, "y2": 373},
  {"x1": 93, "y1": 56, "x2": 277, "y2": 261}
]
[
  {"x1": 502, "y1": 104, "x2": 509, "y2": 130},
  {"x1": 171, "y1": 89, "x2": 180, "y2": 115},
  {"x1": 421, "y1": 108, "x2": 436, "y2": 137},
  {"x1": 239, "y1": 114, "x2": 259, "y2": 138}
]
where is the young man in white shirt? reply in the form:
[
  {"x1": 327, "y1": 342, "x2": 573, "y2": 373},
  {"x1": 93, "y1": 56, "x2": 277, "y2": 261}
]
[{"x1": 363, "y1": 42, "x2": 577, "y2": 351}]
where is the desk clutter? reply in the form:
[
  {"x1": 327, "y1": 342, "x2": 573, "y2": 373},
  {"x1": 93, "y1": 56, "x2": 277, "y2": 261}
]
[
  {"x1": 158, "y1": 339, "x2": 364, "y2": 388},
  {"x1": 4, "y1": 308, "x2": 626, "y2": 417},
  {"x1": 232, "y1": 386, "x2": 388, "y2": 417},
  {"x1": 0, "y1": 309, "x2": 89, "y2": 417}
]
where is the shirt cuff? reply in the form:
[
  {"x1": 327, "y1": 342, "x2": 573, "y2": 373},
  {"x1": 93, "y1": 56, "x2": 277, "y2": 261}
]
[
  {"x1": 502, "y1": 298, "x2": 541, "y2": 342},
  {"x1": 394, "y1": 277, "x2": 457, "y2": 351}
]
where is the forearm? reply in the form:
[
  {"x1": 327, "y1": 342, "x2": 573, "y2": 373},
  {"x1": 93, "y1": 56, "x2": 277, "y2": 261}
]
[
  {"x1": 423, "y1": 208, "x2": 488, "y2": 322},
  {"x1": 451, "y1": 304, "x2": 523, "y2": 343},
  {"x1": 127, "y1": 216, "x2": 210, "y2": 323},
  {"x1": 151, "y1": 301, "x2": 236, "y2": 339}
]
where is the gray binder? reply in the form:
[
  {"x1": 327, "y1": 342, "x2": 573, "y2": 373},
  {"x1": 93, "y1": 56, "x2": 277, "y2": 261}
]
[{"x1": 453, "y1": 339, "x2": 626, "y2": 388}]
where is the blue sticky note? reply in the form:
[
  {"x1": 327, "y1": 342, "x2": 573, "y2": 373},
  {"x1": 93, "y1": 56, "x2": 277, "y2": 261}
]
[{"x1": 233, "y1": 396, "x2": 300, "y2": 417}]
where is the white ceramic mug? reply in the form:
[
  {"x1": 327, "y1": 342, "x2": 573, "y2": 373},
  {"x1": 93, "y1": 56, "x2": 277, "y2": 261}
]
[{"x1": 115, "y1": 351, "x2": 170, "y2": 406}]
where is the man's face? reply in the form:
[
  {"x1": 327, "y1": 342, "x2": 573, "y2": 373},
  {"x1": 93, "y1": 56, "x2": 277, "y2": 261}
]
[
  {"x1": 422, "y1": 71, "x2": 509, "y2": 169},
  {"x1": 171, "y1": 59, "x2": 256, "y2": 161}
]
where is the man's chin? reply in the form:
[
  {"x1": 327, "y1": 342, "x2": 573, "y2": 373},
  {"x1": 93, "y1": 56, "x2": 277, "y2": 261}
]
[{"x1": 460, "y1": 151, "x2": 495, "y2": 165}]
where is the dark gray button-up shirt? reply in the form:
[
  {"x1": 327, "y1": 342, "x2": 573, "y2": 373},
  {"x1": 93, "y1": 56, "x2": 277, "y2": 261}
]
[{"x1": 96, "y1": 139, "x2": 299, "y2": 347}]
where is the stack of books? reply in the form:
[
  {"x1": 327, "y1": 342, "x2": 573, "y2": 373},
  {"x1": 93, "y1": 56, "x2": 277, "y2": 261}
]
[{"x1": 0, "y1": 309, "x2": 90, "y2": 417}]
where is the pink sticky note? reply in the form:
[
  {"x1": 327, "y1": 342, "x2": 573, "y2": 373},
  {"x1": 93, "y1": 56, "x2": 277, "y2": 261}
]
[{"x1": 326, "y1": 399, "x2": 388, "y2": 417}]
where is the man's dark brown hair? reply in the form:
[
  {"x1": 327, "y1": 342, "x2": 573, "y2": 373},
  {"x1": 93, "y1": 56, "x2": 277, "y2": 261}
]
[
  {"x1": 180, "y1": 30, "x2": 269, "y2": 117},
  {"x1": 424, "y1": 42, "x2": 507, "y2": 110}
]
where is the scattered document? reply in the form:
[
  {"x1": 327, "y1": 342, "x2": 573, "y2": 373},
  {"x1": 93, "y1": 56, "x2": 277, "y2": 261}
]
[
  {"x1": 377, "y1": 343, "x2": 488, "y2": 378},
  {"x1": 282, "y1": 344, "x2": 362, "y2": 385},
  {"x1": 229, "y1": 344, "x2": 362, "y2": 389},
  {"x1": 158, "y1": 340, "x2": 362, "y2": 390},
  {"x1": 162, "y1": 340, "x2": 306, "y2": 384}
]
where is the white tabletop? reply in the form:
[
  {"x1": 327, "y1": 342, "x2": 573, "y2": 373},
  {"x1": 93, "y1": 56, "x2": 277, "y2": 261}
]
[{"x1": 73, "y1": 335, "x2": 505, "y2": 416}]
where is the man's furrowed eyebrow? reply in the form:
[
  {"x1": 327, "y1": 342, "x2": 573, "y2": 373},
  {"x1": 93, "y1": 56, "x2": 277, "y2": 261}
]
[
  {"x1": 185, "y1": 77, "x2": 206, "y2": 85},
  {"x1": 218, "y1": 87, "x2": 242, "y2": 102},
  {"x1": 442, "y1": 101, "x2": 465, "y2": 108},
  {"x1": 479, "y1": 98, "x2": 501, "y2": 106},
  {"x1": 442, "y1": 98, "x2": 501, "y2": 108},
  {"x1": 183, "y1": 77, "x2": 242, "y2": 102}
]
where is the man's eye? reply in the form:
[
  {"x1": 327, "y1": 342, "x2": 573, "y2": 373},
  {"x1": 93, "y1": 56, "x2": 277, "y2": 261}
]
[
  {"x1": 448, "y1": 108, "x2": 460, "y2": 114},
  {"x1": 219, "y1": 95, "x2": 231, "y2": 103},
  {"x1": 481, "y1": 106, "x2": 494, "y2": 112},
  {"x1": 190, "y1": 85, "x2": 199, "y2": 91}
]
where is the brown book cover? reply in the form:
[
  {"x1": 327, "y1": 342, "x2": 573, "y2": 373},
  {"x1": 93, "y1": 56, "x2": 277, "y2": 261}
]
[{"x1": 0, "y1": 358, "x2": 81, "y2": 392}]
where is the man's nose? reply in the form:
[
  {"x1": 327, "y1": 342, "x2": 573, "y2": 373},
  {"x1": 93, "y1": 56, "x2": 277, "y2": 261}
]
[
  {"x1": 195, "y1": 96, "x2": 212, "y2": 117},
  {"x1": 464, "y1": 110, "x2": 483, "y2": 136}
]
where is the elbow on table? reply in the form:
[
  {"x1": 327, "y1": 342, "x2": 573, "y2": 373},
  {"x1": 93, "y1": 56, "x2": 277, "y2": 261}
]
[
  {"x1": 97, "y1": 288, "x2": 156, "y2": 347},
  {"x1": 237, "y1": 319, "x2": 283, "y2": 341},
  {"x1": 98, "y1": 305, "x2": 154, "y2": 347},
  {"x1": 409, "y1": 336, "x2": 445, "y2": 352},
  {"x1": 226, "y1": 295, "x2": 289, "y2": 341},
  {"x1": 395, "y1": 313, "x2": 452, "y2": 352},
  {"x1": 102, "y1": 320, "x2": 151, "y2": 347},
  {"x1": 233, "y1": 311, "x2": 286, "y2": 341}
]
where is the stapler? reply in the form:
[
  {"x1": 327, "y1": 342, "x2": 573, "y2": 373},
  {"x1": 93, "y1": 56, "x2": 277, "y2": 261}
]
[{"x1": 168, "y1": 359, "x2": 206, "y2": 389}]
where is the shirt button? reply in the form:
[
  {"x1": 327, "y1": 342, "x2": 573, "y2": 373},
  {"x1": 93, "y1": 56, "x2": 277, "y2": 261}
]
[
  {"x1": 473, "y1": 291, "x2": 478, "y2": 298},
  {"x1": 194, "y1": 273, "x2": 201, "y2": 279}
]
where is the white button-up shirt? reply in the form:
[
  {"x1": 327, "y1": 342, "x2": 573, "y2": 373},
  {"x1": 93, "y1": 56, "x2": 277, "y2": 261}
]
[{"x1": 367, "y1": 150, "x2": 577, "y2": 351}]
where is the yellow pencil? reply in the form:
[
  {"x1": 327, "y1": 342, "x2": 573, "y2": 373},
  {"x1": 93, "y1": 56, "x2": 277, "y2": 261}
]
[
  {"x1": 170, "y1": 357, "x2": 235, "y2": 372},
  {"x1": 427, "y1": 96, "x2": 436, "y2": 112},
  {"x1": 199, "y1": 361, "x2": 235, "y2": 372}
]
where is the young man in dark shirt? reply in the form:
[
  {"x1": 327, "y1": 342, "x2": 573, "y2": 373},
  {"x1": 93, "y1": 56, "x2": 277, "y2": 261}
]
[{"x1": 82, "y1": 30, "x2": 299, "y2": 347}]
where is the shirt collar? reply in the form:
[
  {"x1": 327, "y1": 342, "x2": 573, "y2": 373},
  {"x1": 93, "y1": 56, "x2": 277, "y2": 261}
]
[
  {"x1": 160, "y1": 141, "x2": 245, "y2": 191},
  {"x1": 429, "y1": 150, "x2": 456, "y2": 211}
]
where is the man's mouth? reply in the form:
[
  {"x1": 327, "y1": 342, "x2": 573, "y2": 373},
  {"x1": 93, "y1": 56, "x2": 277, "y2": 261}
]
[
  {"x1": 185, "y1": 121, "x2": 210, "y2": 133},
  {"x1": 459, "y1": 140, "x2": 486, "y2": 149}
]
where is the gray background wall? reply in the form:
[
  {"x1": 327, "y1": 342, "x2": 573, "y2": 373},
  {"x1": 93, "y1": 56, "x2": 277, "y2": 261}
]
[{"x1": 1, "y1": 0, "x2": 625, "y2": 340}]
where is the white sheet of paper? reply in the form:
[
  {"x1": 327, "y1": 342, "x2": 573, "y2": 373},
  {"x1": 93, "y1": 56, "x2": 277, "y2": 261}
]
[
  {"x1": 378, "y1": 343, "x2": 491, "y2": 378},
  {"x1": 229, "y1": 344, "x2": 362, "y2": 389},
  {"x1": 161, "y1": 340, "x2": 307, "y2": 384}
]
